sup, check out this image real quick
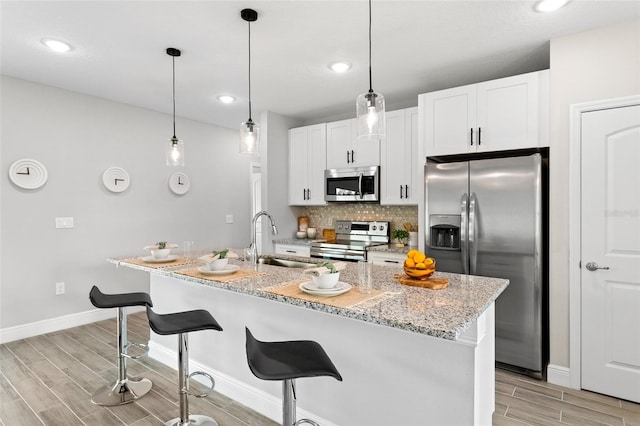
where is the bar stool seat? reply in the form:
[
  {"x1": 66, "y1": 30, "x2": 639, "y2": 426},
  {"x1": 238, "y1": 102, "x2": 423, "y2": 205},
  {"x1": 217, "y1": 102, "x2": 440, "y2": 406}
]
[
  {"x1": 89, "y1": 285, "x2": 153, "y2": 406},
  {"x1": 245, "y1": 328, "x2": 342, "y2": 426},
  {"x1": 147, "y1": 307, "x2": 222, "y2": 426}
]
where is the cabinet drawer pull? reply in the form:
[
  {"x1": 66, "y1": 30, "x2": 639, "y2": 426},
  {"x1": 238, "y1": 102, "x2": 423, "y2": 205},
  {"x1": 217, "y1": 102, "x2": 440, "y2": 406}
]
[
  {"x1": 286, "y1": 250, "x2": 297, "y2": 254},
  {"x1": 384, "y1": 260, "x2": 400, "y2": 264}
]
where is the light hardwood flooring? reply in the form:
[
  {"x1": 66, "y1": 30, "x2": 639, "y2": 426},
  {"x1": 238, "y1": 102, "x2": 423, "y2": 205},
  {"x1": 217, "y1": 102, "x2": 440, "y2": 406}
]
[{"x1": 1, "y1": 312, "x2": 638, "y2": 426}]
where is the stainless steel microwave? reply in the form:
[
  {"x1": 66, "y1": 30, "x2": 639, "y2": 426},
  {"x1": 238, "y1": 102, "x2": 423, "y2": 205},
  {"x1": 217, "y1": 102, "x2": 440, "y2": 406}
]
[{"x1": 324, "y1": 166, "x2": 380, "y2": 202}]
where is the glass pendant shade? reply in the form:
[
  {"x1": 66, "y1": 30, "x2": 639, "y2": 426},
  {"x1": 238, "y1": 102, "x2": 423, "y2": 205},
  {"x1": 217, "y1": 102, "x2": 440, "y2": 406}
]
[
  {"x1": 166, "y1": 136, "x2": 185, "y2": 166},
  {"x1": 357, "y1": 90, "x2": 386, "y2": 140},
  {"x1": 239, "y1": 119, "x2": 260, "y2": 154}
]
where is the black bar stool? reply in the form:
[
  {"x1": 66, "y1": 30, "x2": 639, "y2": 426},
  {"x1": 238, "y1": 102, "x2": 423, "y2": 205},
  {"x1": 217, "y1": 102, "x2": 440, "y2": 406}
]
[
  {"x1": 146, "y1": 306, "x2": 223, "y2": 426},
  {"x1": 245, "y1": 328, "x2": 342, "y2": 426},
  {"x1": 88, "y1": 285, "x2": 153, "y2": 405}
]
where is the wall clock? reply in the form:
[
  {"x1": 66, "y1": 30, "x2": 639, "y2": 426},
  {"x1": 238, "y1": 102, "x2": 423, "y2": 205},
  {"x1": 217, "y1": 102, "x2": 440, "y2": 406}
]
[
  {"x1": 102, "y1": 167, "x2": 131, "y2": 193},
  {"x1": 9, "y1": 158, "x2": 48, "y2": 189},
  {"x1": 169, "y1": 172, "x2": 190, "y2": 195}
]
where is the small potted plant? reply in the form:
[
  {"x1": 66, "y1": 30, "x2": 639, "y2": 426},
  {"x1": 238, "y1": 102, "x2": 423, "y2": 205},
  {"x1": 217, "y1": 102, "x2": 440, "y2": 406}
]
[{"x1": 392, "y1": 229, "x2": 410, "y2": 247}]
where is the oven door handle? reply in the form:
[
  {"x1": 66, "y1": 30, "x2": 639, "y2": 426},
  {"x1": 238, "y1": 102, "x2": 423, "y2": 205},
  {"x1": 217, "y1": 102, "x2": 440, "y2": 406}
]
[{"x1": 358, "y1": 172, "x2": 364, "y2": 199}]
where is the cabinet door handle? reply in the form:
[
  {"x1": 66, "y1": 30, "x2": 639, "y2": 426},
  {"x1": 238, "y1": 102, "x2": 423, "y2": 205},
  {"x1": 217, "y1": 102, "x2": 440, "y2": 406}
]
[
  {"x1": 307, "y1": 188, "x2": 310, "y2": 200},
  {"x1": 470, "y1": 128, "x2": 474, "y2": 146},
  {"x1": 478, "y1": 127, "x2": 482, "y2": 146},
  {"x1": 351, "y1": 150, "x2": 355, "y2": 163},
  {"x1": 405, "y1": 185, "x2": 409, "y2": 198},
  {"x1": 400, "y1": 185, "x2": 404, "y2": 199}
]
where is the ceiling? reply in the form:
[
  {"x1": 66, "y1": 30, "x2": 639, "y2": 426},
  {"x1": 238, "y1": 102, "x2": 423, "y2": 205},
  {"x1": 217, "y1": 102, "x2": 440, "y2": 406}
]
[{"x1": 2, "y1": 1, "x2": 639, "y2": 130}]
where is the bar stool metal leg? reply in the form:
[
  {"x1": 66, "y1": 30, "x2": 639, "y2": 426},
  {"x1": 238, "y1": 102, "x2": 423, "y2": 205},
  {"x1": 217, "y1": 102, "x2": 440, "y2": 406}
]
[
  {"x1": 91, "y1": 306, "x2": 152, "y2": 406},
  {"x1": 165, "y1": 333, "x2": 217, "y2": 426}
]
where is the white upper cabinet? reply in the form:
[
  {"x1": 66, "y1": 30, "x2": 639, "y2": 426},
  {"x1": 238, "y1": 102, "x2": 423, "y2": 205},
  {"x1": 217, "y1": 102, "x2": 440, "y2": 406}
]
[
  {"x1": 381, "y1": 107, "x2": 419, "y2": 205},
  {"x1": 288, "y1": 123, "x2": 327, "y2": 206},
  {"x1": 420, "y1": 70, "x2": 549, "y2": 156},
  {"x1": 326, "y1": 118, "x2": 380, "y2": 169}
]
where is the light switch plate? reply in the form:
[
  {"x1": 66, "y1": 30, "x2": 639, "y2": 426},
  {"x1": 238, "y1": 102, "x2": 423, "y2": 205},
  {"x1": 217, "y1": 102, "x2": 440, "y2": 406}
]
[{"x1": 55, "y1": 217, "x2": 74, "y2": 228}]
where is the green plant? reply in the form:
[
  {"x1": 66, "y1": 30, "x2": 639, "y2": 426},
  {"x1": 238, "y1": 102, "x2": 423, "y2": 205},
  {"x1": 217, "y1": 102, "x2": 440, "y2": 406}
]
[
  {"x1": 318, "y1": 260, "x2": 338, "y2": 273},
  {"x1": 212, "y1": 248, "x2": 229, "y2": 259},
  {"x1": 157, "y1": 241, "x2": 167, "y2": 249},
  {"x1": 391, "y1": 229, "x2": 410, "y2": 242}
]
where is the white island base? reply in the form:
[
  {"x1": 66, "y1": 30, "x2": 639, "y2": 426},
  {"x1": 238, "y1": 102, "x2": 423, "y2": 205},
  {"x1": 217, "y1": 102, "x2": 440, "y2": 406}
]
[{"x1": 147, "y1": 274, "x2": 495, "y2": 426}]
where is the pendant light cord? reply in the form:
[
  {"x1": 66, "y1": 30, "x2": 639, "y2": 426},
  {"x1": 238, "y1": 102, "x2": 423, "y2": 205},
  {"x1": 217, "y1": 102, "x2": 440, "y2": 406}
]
[
  {"x1": 172, "y1": 55, "x2": 177, "y2": 138},
  {"x1": 248, "y1": 19, "x2": 253, "y2": 121},
  {"x1": 368, "y1": 0, "x2": 373, "y2": 94}
]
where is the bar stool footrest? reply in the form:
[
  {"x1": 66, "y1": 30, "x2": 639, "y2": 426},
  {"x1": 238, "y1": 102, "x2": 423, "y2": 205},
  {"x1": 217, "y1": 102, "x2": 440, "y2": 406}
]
[
  {"x1": 164, "y1": 414, "x2": 218, "y2": 426},
  {"x1": 295, "y1": 420, "x2": 320, "y2": 426},
  {"x1": 122, "y1": 342, "x2": 149, "y2": 360},
  {"x1": 188, "y1": 371, "x2": 215, "y2": 398}
]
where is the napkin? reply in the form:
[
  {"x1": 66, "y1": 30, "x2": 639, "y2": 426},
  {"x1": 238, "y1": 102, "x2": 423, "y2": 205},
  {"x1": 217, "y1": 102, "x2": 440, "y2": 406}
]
[
  {"x1": 303, "y1": 261, "x2": 347, "y2": 277},
  {"x1": 199, "y1": 251, "x2": 239, "y2": 262}
]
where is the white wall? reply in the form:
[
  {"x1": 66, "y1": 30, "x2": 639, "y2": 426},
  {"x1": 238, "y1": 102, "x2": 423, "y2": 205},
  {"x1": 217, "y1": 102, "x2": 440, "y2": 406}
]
[
  {"x1": 0, "y1": 76, "x2": 254, "y2": 330},
  {"x1": 548, "y1": 19, "x2": 640, "y2": 368},
  {"x1": 260, "y1": 110, "x2": 302, "y2": 250}
]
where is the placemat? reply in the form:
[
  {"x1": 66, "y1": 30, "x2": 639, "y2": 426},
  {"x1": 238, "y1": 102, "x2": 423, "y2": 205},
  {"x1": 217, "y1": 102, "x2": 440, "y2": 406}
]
[
  {"x1": 120, "y1": 257, "x2": 195, "y2": 269},
  {"x1": 264, "y1": 279, "x2": 387, "y2": 309},
  {"x1": 176, "y1": 268, "x2": 266, "y2": 283}
]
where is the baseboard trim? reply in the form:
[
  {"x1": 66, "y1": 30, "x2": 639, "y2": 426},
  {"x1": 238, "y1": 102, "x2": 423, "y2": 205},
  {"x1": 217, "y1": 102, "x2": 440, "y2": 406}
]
[
  {"x1": 0, "y1": 306, "x2": 144, "y2": 344},
  {"x1": 148, "y1": 342, "x2": 339, "y2": 426},
  {"x1": 546, "y1": 363, "x2": 574, "y2": 388}
]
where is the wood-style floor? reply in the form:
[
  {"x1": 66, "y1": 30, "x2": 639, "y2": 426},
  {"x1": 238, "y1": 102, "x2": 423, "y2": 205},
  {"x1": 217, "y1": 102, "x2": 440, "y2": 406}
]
[{"x1": 1, "y1": 312, "x2": 638, "y2": 426}]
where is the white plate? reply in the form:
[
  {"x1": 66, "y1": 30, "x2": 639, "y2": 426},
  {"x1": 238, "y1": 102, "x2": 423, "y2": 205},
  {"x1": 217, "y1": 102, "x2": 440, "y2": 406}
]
[
  {"x1": 197, "y1": 265, "x2": 240, "y2": 276},
  {"x1": 299, "y1": 281, "x2": 352, "y2": 297},
  {"x1": 141, "y1": 255, "x2": 178, "y2": 263}
]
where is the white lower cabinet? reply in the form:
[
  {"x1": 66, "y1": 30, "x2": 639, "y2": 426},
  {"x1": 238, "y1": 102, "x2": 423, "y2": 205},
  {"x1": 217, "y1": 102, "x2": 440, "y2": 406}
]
[
  {"x1": 368, "y1": 250, "x2": 406, "y2": 266},
  {"x1": 274, "y1": 243, "x2": 311, "y2": 258}
]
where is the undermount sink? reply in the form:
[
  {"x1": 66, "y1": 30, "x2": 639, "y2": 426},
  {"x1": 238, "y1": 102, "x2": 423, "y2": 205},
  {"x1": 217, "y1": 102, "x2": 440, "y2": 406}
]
[{"x1": 258, "y1": 257, "x2": 317, "y2": 268}]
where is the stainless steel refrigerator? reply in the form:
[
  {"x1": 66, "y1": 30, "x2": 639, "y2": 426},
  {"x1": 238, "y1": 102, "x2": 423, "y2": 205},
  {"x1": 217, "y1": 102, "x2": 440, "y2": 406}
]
[{"x1": 425, "y1": 151, "x2": 548, "y2": 375}]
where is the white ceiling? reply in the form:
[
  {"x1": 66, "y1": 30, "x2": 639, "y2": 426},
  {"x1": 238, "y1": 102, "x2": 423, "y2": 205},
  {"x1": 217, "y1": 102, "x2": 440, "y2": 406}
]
[{"x1": 2, "y1": 1, "x2": 639, "y2": 130}]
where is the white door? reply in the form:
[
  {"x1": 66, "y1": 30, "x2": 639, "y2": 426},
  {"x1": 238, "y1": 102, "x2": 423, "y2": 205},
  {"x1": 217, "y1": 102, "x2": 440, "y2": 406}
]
[{"x1": 581, "y1": 104, "x2": 640, "y2": 403}]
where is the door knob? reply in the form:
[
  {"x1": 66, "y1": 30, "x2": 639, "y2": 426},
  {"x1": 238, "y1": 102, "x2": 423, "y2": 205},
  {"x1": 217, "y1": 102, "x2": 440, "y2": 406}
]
[{"x1": 585, "y1": 262, "x2": 610, "y2": 271}]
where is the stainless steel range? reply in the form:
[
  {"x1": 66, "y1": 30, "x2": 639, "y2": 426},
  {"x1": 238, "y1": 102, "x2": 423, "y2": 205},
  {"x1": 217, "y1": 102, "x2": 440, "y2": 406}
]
[{"x1": 310, "y1": 220, "x2": 390, "y2": 261}]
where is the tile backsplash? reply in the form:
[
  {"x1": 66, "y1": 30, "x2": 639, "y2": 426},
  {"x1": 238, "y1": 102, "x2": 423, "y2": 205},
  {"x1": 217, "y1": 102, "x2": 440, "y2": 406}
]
[{"x1": 301, "y1": 204, "x2": 419, "y2": 234}]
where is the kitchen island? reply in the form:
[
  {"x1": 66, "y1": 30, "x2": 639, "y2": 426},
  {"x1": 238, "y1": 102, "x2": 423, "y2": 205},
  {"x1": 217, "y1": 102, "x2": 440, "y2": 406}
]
[{"x1": 108, "y1": 252, "x2": 508, "y2": 426}]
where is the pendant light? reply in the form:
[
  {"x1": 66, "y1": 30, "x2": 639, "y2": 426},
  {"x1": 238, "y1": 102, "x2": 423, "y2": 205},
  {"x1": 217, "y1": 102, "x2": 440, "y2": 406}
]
[
  {"x1": 165, "y1": 47, "x2": 185, "y2": 166},
  {"x1": 240, "y1": 8, "x2": 260, "y2": 155},
  {"x1": 356, "y1": 0, "x2": 385, "y2": 140}
]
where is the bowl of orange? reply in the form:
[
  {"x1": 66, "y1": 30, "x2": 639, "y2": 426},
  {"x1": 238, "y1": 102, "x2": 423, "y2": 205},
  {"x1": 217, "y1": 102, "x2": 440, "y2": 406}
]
[{"x1": 403, "y1": 249, "x2": 436, "y2": 280}]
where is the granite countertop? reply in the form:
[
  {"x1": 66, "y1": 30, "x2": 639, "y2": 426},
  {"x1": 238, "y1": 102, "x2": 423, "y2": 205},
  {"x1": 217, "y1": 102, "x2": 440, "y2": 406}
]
[
  {"x1": 272, "y1": 238, "x2": 325, "y2": 246},
  {"x1": 367, "y1": 244, "x2": 412, "y2": 254},
  {"x1": 108, "y1": 250, "x2": 508, "y2": 341}
]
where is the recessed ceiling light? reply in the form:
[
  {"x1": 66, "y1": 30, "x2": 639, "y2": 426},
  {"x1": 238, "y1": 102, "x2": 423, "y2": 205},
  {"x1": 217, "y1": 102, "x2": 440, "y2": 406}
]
[
  {"x1": 41, "y1": 38, "x2": 72, "y2": 52},
  {"x1": 534, "y1": 0, "x2": 570, "y2": 13},
  {"x1": 217, "y1": 95, "x2": 236, "y2": 104},
  {"x1": 329, "y1": 62, "x2": 351, "y2": 73}
]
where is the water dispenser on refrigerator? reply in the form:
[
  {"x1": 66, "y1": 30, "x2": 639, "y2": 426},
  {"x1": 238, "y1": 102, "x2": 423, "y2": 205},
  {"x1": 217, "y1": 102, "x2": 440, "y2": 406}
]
[{"x1": 428, "y1": 215, "x2": 461, "y2": 250}]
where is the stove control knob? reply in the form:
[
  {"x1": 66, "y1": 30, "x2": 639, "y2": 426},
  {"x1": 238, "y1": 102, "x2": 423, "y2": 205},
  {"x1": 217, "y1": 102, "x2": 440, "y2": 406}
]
[
  {"x1": 380, "y1": 225, "x2": 385, "y2": 231},
  {"x1": 372, "y1": 225, "x2": 377, "y2": 230}
]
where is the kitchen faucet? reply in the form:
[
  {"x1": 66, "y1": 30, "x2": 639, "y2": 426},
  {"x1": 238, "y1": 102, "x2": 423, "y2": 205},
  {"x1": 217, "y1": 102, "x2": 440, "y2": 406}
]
[{"x1": 249, "y1": 211, "x2": 278, "y2": 264}]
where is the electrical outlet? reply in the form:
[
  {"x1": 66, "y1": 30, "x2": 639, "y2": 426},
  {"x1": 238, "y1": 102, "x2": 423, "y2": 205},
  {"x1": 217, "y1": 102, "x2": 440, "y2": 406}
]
[
  {"x1": 55, "y1": 217, "x2": 74, "y2": 228},
  {"x1": 55, "y1": 282, "x2": 65, "y2": 295},
  {"x1": 225, "y1": 214, "x2": 234, "y2": 224}
]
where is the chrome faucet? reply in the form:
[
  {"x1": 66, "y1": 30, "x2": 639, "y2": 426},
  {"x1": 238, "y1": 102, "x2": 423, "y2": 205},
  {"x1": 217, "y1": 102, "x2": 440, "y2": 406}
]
[{"x1": 249, "y1": 211, "x2": 278, "y2": 264}]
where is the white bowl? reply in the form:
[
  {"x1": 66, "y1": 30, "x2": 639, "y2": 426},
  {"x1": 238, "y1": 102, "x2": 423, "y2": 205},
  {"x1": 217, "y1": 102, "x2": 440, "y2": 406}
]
[
  {"x1": 207, "y1": 258, "x2": 229, "y2": 271},
  {"x1": 311, "y1": 272, "x2": 340, "y2": 289},
  {"x1": 150, "y1": 248, "x2": 171, "y2": 259},
  {"x1": 296, "y1": 231, "x2": 306, "y2": 239}
]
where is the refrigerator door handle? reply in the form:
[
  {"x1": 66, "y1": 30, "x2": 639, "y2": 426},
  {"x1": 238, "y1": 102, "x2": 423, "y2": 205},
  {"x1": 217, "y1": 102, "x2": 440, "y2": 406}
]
[
  {"x1": 460, "y1": 193, "x2": 469, "y2": 275},
  {"x1": 469, "y1": 192, "x2": 478, "y2": 275}
]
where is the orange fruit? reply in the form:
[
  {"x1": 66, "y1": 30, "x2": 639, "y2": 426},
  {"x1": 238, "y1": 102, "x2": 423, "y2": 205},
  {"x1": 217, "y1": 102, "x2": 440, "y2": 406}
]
[
  {"x1": 405, "y1": 258, "x2": 416, "y2": 268},
  {"x1": 413, "y1": 251, "x2": 426, "y2": 264},
  {"x1": 407, "y1": 249, "x2": 418, "y2": 259},
  {"x1": 424, "y1": 257, "x2": 435, "y2": 266},
  {"x1": 416, "y1": 262, "x2": 426, "y2": 269}
]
